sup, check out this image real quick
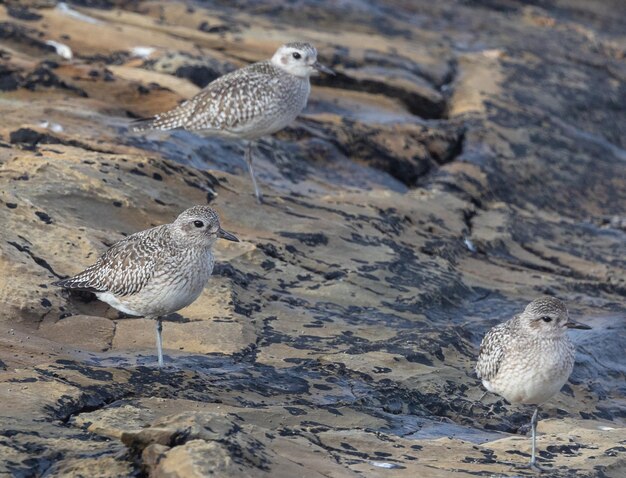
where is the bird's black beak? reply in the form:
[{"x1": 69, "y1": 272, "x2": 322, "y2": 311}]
[
  {"x1": 565, "y1": 319, "x2": 591, "y2": 330},
  {"x1": 218, "y1": 228, "x2": 239, "y2": 242},
  {"x1": 313, "y1": 61, "x2": 335, "y2": 75}
]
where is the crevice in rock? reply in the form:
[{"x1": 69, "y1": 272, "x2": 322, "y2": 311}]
[
  {"x1": 515, "y1": 242, "x2": 588, "y2": 281},
  {"x1": 59, "y1": 394, "x2": 124, "y2": 425},
  {"x1": 463, "y1": 210, "x2": 475, "y2": 235},
  {"x1": 313, "y1": 72, "x2": 446, "y2": 119},
  {"x1": 284, "y1": 119, "x2": 466, "y2": 188},
  {"x1": 7, "y1": 241, "x2": 62, "y2": 278},
  {"x1": 440, "y1": 57, "x2": 458, "y2": 95},
  {"x1": 9, "y1": 127, "x2": 116, "y2": 154}
]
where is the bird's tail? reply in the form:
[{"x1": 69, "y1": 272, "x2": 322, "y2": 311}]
[
  {"x1": 130, "y1": 104, "x2": 190, "y2": 132},
  {"x1": 130, "y1": 116, "x2": 159, "y2": 132},
  {"x1": 52, "y1": 277, "x2": 76, "y2": 288},
  {"x1": 52, "y1": 276, "x2": 100, "y2": 293}
]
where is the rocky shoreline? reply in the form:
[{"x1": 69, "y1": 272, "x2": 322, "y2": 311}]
[{"x1": 1, "y1": 1, "x2": 625, "y2": 476}]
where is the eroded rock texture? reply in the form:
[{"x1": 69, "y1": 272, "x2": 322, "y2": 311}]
[{"x1": 0, "y1": 0, "x2": 625, "y2": 476}]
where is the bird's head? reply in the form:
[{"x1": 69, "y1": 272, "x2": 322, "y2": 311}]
[
  {"x1": 172, "y1": 206, "x2": 239, "y2": 247},
  {"x1": 271, "y1": 42, "x2": 335, "y2": 78},
  {"x1": 519, "y1": 296, "x2": 590, "y2": 337}
]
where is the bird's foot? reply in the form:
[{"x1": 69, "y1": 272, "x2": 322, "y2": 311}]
[{"x1": 513, "y1": 461, "x2": 545, "y2": 473}]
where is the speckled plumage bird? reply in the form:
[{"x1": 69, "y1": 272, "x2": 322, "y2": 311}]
[
  {"x1": 476, "y1": 296, "x2": 591, "y2": 469},
  {"x1": 132, "y1": 42, "x2": 334, "y2": 203},
  {"x1": 53, "y1": 206, "x2": 239, "y2": 367}
]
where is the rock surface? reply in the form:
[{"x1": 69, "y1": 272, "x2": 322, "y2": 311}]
[{"x1": 0, "y1": 0, "x2": 625, "y2": 477}]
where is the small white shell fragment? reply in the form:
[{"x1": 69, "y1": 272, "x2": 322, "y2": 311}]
[
  {"x1": 369, "y1": 461, "x2": 403, "y2": 469},
  {"x1": 464, "y1": 237, "x2": 477, "y2": 252},
  {"x1": 131, "y1": 46, "x2": 156, "y2": 58},
  {"x1": 45, "y1": 40, "x2": 73, "y2": 60}
]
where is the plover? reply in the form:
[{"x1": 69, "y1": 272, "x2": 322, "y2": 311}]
[
  {"x1": 132, "y1": 42, "x2": 335, "y2": 203},
  {"x1": 53, "y1": 206, "x2": 239, "y2": 367},
  {"x1": 476, "y1": 296, "x2": 590, "y2": 469}
]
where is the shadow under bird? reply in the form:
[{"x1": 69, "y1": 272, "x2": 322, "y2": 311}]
[
  {"x1": 475, "y1": 296, "x2": 591, "y2": 470},
  {"x1": 132, "y1": 42, "x2": 335, "y2": 204},
  {"x1": 53, "y1": 206, "x2": 239, "y2": 367}
]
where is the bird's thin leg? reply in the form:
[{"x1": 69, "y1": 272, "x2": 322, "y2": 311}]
[
  {"x1": 155, "y1": 317, "x2": 164, "y2": 368},
  {"x1": 512, "y1": 407, "x2": 543, "y2": 471},
  {"x1": 530, "y1": 407, "x2": 539, "y2": 467},
  {"x1": 244, "y1": 141, "x2": 263, "y2": 204}
]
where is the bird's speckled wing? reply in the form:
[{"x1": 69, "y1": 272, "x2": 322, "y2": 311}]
[
  {"x1": 53, "y1": 226, "x2": 170, "y2": 296},
  {"x1": 476, "y1": 321, "x2": 511, "y2": 381},
  {"x1": 132, "y1": 61, "x2": 284, "y2": 133}
]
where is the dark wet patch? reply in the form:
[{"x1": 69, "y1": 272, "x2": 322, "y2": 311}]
[
  {"x1": 212, "y1": 263, "x2": 259, "y2": 289},
  {"x1": 175, "y1": 64, "x2": 221, "y2": 88},
  {"x1": 23, "y1": 63, "x2": 88, "y2": 97},
  {"x1": 546, "y1": 444, "x2": 583, "y2": 456},
  {"x1": 7, "y1": 377, "x2": 38, "y2": 383},
  {"x1": 7, "y1": 7, "x2": 43, "y2": 21},
  {"x1": 35, "y1": 211, "x2": 53, "y2": 224},
  {"x1": 604, "y1": 446, "x2": 626, "y2": 456},
  {"x1": 278, "y1": 232, "x2": 329, "y2": 247},
  {"x1": 9, "y1": 127, "x2": 111, "y2": 154},
  {"x1": 0, "y1": 22, "x2": 57, "y2": 56},
  {"x1": 64, "y1": 0, "x2": 116, "y2": 8},
  {"x1": 7, "y1": 241, "x2": 61, "y2": 278},
  {"x1": 0, "y1": 64, "x2": 24, "y2": 91}
]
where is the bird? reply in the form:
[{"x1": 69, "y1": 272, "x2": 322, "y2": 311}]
[
  {"x1": 475, "y1": 296, "x2": 591, "y2": 469},
  {"x1": 53, "y1": 206, "x2": 239, "y2": 367},
  {"x1": 131, "y1": 42, "x2": 335, "y2": 204}
]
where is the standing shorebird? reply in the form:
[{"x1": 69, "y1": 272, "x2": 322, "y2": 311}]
[
  {"x1": 53, "y1": 206, "x2": 239, "y2": 367},
  {"x1": 132, "y1": 42, "x2": 335, "y2": 204},
  {"x1": 476, "y1": 297, "x2": 591, "y2": 470}
]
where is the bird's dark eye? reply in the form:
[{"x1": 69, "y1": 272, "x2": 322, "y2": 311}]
[
  {"x1": 193, "y1": 220, "x2": 204, "y2": 228},
  {"x1": 292, "y1": 52, "x2": 301, "y2": 60},
  {"x1": 541, "y1": 316, "x2": 552, "y2": 323}
]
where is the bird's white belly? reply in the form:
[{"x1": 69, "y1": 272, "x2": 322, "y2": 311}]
[
  {"x1": 148, "y1": 277, "x2": 206, "y2": 314},
  {"x1": 96, "y1": 292, "x2": 143, "y2": 316},
  {"x1": 97, "y1": 253, "x2": 214, "y2": 318},
  {"x1": 487, "y1": 348, "x2": 574, "y2": 405},
  {"x1": 233, "y1": 104, "x2": 304, "y2": 139},
  {"x1": 484, "y1": 373, "x2": 568, "y2": 405}
]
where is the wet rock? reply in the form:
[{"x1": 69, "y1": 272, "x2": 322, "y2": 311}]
[
  {"x1": 144, "y1": 52, "x2": 237, "y2": 88},
  {"x1": 7, "y1": 6, "x2": 43, "y2": 21},
  {"x1": 0, "y1": 64, "x2": 23, "y2": 91},
  {"x1": 119, "y1": 411, "x2": 350, "y2": 477},
  {"x1": 22, "y1": 63, "x2": 88, "y2": 96},
  {"x1": 38, "y1": 315, "x2": 115, "y2": 352},
  {"x1": 174, "y1": 65, "x2": 220, "y2": 88},
  {"x1": 318, "y1": 68, "x2": 446, "y2": 119},
  {"x1": 10, "y1": 127, "x2": 59, "y2": 148},
  {"x1": 0, "y1": 21, "x2": 56, "y2": 55}
]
